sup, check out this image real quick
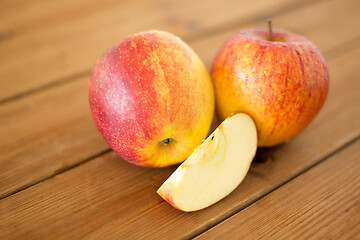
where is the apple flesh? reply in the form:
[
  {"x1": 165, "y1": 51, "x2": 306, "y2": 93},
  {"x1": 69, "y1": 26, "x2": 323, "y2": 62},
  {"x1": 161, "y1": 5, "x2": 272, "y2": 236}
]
[
  {"x1": 157, "y1": 113, "x2": 257, "y2": 212},
  {"x1": 211, "y1": 29, "x2": 329, "y2": 147},
  {"x1": 89, "y1": 30, "x2": 214, "y2": 167}
]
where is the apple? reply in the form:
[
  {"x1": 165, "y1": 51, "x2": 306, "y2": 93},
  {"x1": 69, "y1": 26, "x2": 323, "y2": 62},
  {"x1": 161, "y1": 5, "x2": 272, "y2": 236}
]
[
  {"x1": 89, "y1": 30, "x2": 214, "y2": 167},
  {"x1": 211, "y1": 27, "x2": 329, "y2": 146},
  {"x1": 157, "y1": 113, "x2": 257, "y2": 212}
]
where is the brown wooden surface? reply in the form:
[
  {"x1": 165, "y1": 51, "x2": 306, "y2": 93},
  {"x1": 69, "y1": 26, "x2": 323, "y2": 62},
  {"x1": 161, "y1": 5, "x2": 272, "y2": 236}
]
[
  {"x1": 0, "y1": 0, "x2": 314, "y2": 103},
  {"x1": 196, "y1": 140, "x2": 360, "y2": 240},
  {"x1": 1, "y1": 0, "x2": 359, "y2": 200},
  {"x1": 0, "y1": 0, "x2": 359, "y2": 239}
]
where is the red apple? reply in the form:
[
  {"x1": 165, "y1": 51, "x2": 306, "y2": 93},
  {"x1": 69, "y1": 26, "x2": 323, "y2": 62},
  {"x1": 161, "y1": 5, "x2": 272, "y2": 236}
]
[
  {"x1": 211, "y1": 28, "x2": 329, "y2": 146},
  {"x1": 89, "y1": 30, "x2": 214, "y2": 167}
]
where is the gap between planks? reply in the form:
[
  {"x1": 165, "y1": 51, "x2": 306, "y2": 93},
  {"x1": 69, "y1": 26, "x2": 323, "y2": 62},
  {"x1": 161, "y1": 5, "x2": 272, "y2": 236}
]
[
  {"x1": 0, "y1": 148, "x2": 112, "y2": 201},
  {"x1": 0, "y1": 70, "x2": 90, "y2": 106}
]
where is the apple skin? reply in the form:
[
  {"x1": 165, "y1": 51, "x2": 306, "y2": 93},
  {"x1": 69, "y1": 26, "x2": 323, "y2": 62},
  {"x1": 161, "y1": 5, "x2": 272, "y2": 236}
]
[
  {"x1": 157, "y1": 182, "x2": 181, "y2": 210},
  {"x1": 211, "y1": 29, "x2": 329, "y2": 146},
  {"x1": 157, "y1": 113, "x2": 257, "y2": 212},
  {"x1": 89, "y1": 30, "x2": 214, "y2": 167}
]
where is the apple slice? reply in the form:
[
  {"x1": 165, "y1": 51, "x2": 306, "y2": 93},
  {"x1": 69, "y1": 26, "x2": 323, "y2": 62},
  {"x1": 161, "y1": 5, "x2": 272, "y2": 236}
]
[{"x1": 157, "y1": 113, "x2": 257, "y2": 212}]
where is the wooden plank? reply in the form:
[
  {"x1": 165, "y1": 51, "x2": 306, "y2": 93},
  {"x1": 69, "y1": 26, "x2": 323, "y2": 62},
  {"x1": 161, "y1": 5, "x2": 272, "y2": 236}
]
[
  {"x1": 196, "y1": 140, "x2": 360, "y2": 240},
  {"x1": 0, "y1": 0, "x2": 318, "y2": 102},
  {"x1": 0, "y1": 0, "x2": 307, "y2": 34},
  {"x1": 0, "y1": 0, "x2": 112, "y2": 32},
  {"x1": 0, "y1": 78, "x2": 108, "y2": 199},
  {"x1": 1, "y1": 31, "x2": 360, "y2": 240},
  {"x1": 191, "y1": 0, "x2": 360, "y2": 68},
  {"x1": 0, "y1": 0, "x2": 359, "y2": 200}
]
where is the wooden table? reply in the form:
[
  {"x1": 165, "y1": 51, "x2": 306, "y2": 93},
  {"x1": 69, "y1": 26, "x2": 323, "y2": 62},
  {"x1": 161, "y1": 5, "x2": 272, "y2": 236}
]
[{"x1": 1, "y1": 0, "x2": 359, "y2": 239}]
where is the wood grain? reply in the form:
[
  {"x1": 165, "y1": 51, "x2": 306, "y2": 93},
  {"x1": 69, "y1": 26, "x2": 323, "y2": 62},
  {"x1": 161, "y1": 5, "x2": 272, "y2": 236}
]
[
  {"x1": 0, "y1": 0, "x2": 317, "y2": 102},
  {"x1": 196, "y1": 139, "x2": 360, "y2": 240},
  {"x1": 0, "y1": 78, "x2": 108, "y2": 199},
  {"x1": 0, "y1": 36, "x2": 359, "y2": 240},
  {"x1": 191, "y1": 0, "x2": 360, "y2": 68},
  {"x1": 0, "y1": 0, "x2": 359, "y2": 200}
]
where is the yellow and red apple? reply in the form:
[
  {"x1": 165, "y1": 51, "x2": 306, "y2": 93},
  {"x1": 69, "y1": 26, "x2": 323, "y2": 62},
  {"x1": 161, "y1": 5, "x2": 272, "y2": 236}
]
[
  {"x1": 211, "y1": 28, "x2": 329, "y2": 146},
  {"x1": 89, "y1": 30, "x2": 214, "y2": 167}
]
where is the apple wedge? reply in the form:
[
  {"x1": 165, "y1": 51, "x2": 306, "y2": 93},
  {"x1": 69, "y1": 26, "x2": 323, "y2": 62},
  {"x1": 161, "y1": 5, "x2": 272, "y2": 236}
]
[{"x1": 157, "y1": 113, "x2": 257, "y2": 212}]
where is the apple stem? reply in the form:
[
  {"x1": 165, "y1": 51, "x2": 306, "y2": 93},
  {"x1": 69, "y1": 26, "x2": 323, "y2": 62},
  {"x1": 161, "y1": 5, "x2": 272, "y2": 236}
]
[{"x1": 268, "y1": 20, "x2": 273, "y2": 41}]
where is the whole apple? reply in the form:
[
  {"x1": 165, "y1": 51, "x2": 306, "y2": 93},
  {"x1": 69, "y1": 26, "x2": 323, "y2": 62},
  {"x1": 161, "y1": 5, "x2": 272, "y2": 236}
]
[
  {"x1": 211, "y1": 28, "x2": 329, "y2": 147},
  {"x1": 89, "y1": 30, "x2": 214, "y2": 167}
]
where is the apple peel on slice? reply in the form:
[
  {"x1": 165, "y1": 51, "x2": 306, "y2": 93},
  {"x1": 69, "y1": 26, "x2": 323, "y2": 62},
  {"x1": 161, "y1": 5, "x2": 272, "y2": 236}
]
[{"x1": 157, "y1": 113, "x2": 257, "y2": 212}]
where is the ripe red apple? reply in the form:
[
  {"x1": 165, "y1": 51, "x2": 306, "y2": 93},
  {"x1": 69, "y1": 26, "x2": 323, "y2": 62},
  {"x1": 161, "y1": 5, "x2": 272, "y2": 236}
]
[
  {"x1": 89, "y1": 30, "x2": 214, "y2": 167},
  {"x1": 211, "y1": 28, "x2": 329, "y2": 146}
]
